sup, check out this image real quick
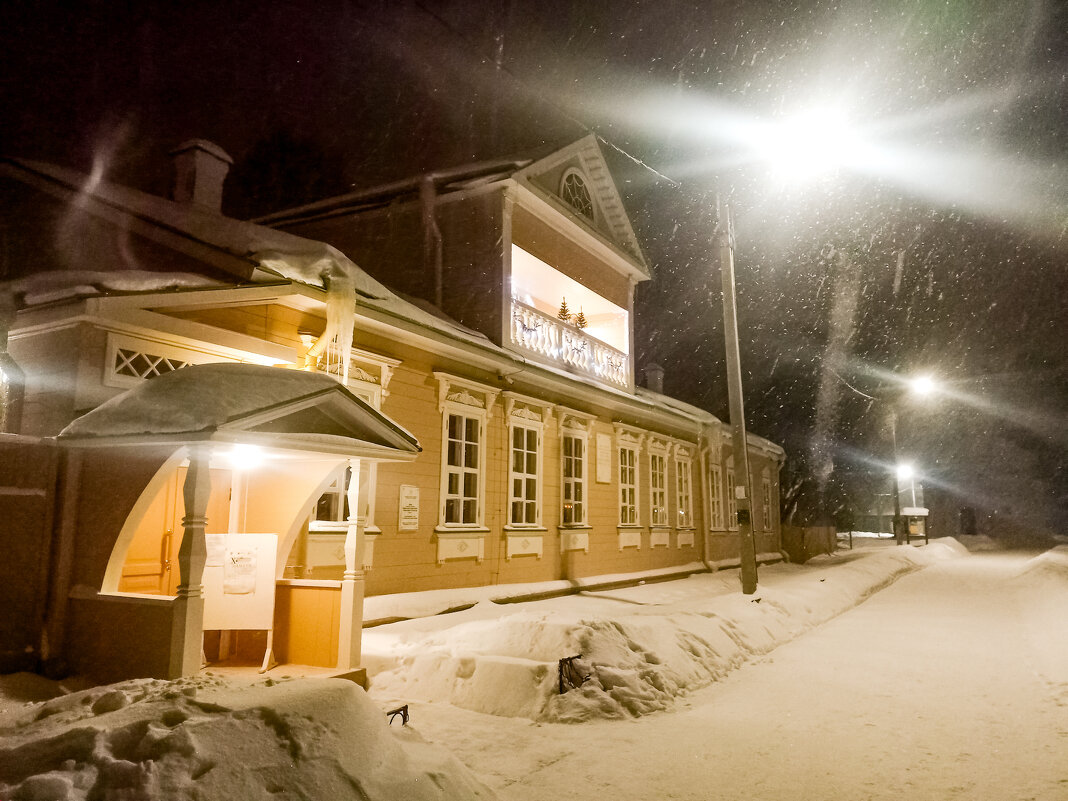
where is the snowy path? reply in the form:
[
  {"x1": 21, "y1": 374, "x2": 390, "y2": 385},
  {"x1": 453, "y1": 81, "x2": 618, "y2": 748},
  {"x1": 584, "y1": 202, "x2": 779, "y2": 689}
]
[{"x1": 411, "y1": 552, "x2": 1068, "y2": 800}]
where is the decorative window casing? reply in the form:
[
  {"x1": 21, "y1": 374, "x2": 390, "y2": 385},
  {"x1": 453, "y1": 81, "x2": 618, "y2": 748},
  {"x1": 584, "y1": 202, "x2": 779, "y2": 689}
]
[
  {"x1": 560, "y1": 168, "x2": 594, "y2": 221},
  {"x1": 726, "y1": 457, "x2": 738, "y2": 531},
  {"x1": 648, "y1": 437, "x2": 669, "y2": 529},
  {"x1": 761, "y1": 467, "x2": 774, "y2": 532},
  {"x1": 675, "y1": 446, "x2": 694, "y2": 529},
  {"x1": 558, "y1": 407, "x2": 593, "y2": 528},
  {"x1": 434, "y1": 373, "x2": 499, "y2": 531},
  {"x1": 504, "y1": 393, "x2": 552, "y2": 530},
  {"x1": 708, "y1": 459, "x2": 725, "y2": 530},
  {"x1": 615, "y1": 424, "x2": 644, "y2": 528}
]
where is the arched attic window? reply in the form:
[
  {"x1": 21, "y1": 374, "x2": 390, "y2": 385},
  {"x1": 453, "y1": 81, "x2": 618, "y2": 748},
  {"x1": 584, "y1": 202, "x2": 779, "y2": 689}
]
[{"x1": 560, "y1": 169, "x2": 594, "y2": 221}]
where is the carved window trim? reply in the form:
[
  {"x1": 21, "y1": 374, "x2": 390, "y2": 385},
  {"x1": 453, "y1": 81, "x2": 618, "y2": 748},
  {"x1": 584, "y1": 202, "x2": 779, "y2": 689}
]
[
  {"x1": 434, "y1": 373, "x2": 500, "y2": 531},
  {"x1": 504, "y1": 392, "x2": 553, "y2": 530},
  {"x1": 560, "y1": 168, "x2": 594, "y2": 221},
  {"x1": 558, "y1": 407, "x2": 594, "y2": 528},
  {"x1": 614, "y1": 423, "x2": 645, "y2": 528}
]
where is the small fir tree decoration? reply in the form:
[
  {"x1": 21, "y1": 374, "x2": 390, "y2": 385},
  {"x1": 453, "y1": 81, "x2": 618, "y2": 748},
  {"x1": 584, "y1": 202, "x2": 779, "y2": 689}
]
[
  {"x1": 557, "y1": 297, "x2": 572, "y2": 323},
  {"x1": 574, "y1": 308, "x2": 588, "y2": 329}
]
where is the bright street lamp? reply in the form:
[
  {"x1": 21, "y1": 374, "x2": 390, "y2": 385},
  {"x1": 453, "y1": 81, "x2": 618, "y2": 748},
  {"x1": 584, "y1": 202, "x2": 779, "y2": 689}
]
[{"x1": 907, "y1": 374, "x2": 937, "y2": 398}]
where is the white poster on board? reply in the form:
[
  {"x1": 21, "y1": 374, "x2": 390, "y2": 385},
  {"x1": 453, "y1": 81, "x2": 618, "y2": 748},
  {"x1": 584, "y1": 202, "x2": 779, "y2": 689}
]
[
  {"x1": 202, "y1": 533, "x2": 276, "y2": 631},
  {"x1": 224, "y1": 550, "x2": 256, "y2": 594},
  {"x1": 399, "y1": 485, "x2": 419, "y2": 530}
]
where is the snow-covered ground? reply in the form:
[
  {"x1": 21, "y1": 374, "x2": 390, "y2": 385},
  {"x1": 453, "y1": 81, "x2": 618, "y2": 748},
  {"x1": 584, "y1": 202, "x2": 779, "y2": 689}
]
[
  {"x1": 3, "y1": 537, "x2": 1065, "y2": 800},
  {"x1": 0, "y1": 674, "x2": 496, "y2": 800},
  {"x1": 361, "y1": 542, "x2": 959, "y2": 721}
]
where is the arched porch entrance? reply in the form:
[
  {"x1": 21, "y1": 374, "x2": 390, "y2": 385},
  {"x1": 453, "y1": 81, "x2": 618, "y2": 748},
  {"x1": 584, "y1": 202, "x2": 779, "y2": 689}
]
[{"x1": 56, "y1": 363, "x2": 419, "y2": 681}]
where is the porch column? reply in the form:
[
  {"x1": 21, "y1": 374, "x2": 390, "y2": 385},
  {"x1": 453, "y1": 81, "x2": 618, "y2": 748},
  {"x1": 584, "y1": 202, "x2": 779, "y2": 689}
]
[
  {"x1": 170, "y1": 445, "x2": 211, "y2": 678},
  {"x1": 337, "y1": 458, "x2": 365, "y2": 671}
]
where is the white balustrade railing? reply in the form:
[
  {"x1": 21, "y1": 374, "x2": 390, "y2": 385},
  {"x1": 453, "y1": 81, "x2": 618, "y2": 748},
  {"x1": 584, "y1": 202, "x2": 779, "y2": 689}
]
[{"x1": 510, "y1": 300, "x2": 630, "y2": 388}]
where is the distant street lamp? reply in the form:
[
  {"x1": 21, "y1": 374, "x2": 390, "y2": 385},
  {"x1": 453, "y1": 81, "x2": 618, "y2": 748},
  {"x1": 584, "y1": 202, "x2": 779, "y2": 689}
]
[{"x1": 889, "y1": 375, "x2": 939, "y2": 544}]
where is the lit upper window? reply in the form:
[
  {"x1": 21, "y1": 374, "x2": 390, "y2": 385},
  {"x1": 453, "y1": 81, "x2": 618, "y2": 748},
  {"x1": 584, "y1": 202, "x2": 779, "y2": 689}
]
[
  {"x1": 560, "y1": 170, "x2": 594, "y2": 221},
  {"x1": 510, "y1": 245, "x2": 629, "y2": 354}
]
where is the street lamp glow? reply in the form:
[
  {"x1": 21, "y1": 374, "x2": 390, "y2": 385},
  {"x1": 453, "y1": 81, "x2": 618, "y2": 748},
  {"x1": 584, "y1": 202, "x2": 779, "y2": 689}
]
[
  {"x1": 896, "y1": 462, "x2": 914, "y2": 482},
  {"x1": 908, "y1": 374, "x2": 937, "y2": 398},
  {"x1": 757, "y1": 108, "x2": 863, "y2": 182}
]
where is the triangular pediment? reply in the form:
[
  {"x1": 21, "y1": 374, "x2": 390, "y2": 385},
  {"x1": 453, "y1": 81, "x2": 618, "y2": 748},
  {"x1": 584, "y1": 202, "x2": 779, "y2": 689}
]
[
  {"x1": 59, "y1": 363, "x2": 420, "y2": 459},
  {"x1": 512, "y1": 135, "x2": 649, "y2": 277}
]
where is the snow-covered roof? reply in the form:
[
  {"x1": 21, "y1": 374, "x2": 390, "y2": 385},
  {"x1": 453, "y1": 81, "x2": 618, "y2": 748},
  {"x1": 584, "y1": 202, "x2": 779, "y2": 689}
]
[
  {"x1": 256, "y1": 136, "x2": 649, "y2": 277},
  {"x1": 1, "y1": 158, "x2": 393, "y2": 299},
  {"x1": 1, "y1": 157, "x2": 491, "y2": 346},
  {"x1": 59, "y1": 363, "x2": 420, "y2": 456}
]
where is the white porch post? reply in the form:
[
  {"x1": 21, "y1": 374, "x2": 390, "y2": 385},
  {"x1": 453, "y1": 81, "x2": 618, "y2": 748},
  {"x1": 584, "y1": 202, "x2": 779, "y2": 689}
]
[
  {"x1": 170, "y1": 446, "x2": 211, "y2": 678},
  {"x1": 337, "y1": 458, "x2": 365, "y2": 671}
]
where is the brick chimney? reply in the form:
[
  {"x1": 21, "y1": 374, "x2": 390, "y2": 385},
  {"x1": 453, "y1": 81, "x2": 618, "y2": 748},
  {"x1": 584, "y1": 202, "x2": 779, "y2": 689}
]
[
  {"x1": 643, "y1": 362, "x2": 665, "y2": 394},
  {"x1": 169, "y1": 139, "x2": 233, "y2": 210}
]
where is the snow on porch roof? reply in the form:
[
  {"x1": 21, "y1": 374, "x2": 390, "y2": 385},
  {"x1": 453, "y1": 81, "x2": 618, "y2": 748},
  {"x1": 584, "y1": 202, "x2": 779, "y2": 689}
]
[{"x1": 58, "y1": 363, "x2": 420, "y2": 458}]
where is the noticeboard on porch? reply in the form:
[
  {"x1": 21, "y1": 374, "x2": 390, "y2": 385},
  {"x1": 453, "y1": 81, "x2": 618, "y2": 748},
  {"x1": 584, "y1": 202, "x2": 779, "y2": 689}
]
[{"x1": 202, "y1": 533, "x2": 277, "y2": 631}]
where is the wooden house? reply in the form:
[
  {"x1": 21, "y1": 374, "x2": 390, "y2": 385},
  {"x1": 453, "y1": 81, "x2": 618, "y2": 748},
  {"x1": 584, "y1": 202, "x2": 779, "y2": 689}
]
[{"x1": 0, "y1": 137, "x2": 784, "y2": 680}]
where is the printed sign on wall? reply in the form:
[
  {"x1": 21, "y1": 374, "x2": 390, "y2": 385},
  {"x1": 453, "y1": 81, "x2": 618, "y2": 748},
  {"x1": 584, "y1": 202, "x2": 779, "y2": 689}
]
[{"x1": 399, "y1": 484, "x2": 420, "y2": 530}]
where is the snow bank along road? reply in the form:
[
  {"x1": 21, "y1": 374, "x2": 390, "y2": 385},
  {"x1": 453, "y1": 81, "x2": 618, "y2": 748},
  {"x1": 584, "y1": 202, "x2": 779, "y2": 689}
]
[
  {"x1": 2, "y1": 541, "x2": 1065, "y2": 800},
  {"x1": 405, "y1": 545, "x2": 1068, "y2": 800}
]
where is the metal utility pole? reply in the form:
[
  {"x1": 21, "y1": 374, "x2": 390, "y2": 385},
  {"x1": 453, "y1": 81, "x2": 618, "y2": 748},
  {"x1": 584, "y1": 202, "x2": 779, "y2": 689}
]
[{"x1": 717, "y1": 203, "x2": 758, "y2": 594}]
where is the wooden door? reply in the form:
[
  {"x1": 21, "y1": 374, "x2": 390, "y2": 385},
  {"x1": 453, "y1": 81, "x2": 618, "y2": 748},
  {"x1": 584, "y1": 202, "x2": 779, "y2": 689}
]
[{"x1": 118, "y1": 467, "x2": 232, "y2": 595}]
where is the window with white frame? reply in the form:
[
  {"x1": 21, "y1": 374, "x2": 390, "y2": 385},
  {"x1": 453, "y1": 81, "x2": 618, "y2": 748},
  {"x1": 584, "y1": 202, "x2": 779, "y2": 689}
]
[
  {"x1": 649, "y1": 441, "x2": 668, "y2": 528},
  {"x1": 619, "y1": 445, "x2": 638, "y2": 525},
  {"x1": 561, "y1": 433, "x2": 586, "y2": 525},
  {"x1": 560, "y1": 168, "x2": 595, "y2": 221},
  {"x1": 726, "y1": 457, "x2": 738, "y2": 530},
  {"x1": 504, "y1": 399, "x2": 546, "y2": 529},
  {"x1": 559, "y1": 412, "x2": 590, "y2": 527},
  {"x1": 761, "y1": 467, "x2": 773, "y2": 531},
  {"x1": 615, "y1": 426, "x2": 642, "y2": 527},
  {"x1": 708, "y1": 458, "x2": 725, "y2": 530},
  {"x1": 435, "y1": 373, "x2": 498, "y2": 529},
  {"x1": 675, "y1": 451, "x2": 693, "y2": 528},
  {"x1": 310, "y1": 467, "x2": 350, "y2": 528},
  {"x1": 444, "y1": 411, "x2": 482, "y2": 526}
]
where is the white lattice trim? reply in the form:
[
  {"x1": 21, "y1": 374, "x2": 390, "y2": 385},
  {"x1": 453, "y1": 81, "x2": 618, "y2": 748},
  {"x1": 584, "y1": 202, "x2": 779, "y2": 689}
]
[{"x1": 104, "y1": 332, "x2": 237, "y2": 389}]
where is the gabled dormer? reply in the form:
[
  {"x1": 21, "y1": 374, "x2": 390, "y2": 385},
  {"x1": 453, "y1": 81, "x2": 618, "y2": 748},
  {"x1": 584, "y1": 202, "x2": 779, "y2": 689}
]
[
  {"x1": 505, "y1": 135, "x2": 650, "y2": 391},
  {"x1": 259, "y1": 135, "x2": 651, "y2": 392}
]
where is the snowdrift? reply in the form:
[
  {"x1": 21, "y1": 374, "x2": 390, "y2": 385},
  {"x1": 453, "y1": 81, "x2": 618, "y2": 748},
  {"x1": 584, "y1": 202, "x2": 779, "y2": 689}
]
[
  {"x1": 1013, "y1": 545, "x2": 1068, "y2": 703},
  {"x1": 0, "y1": 676, "x2": 497, "y2": 801},
  {"x1": 366, "y1": 542, "x2": 964, "y2": 722}
]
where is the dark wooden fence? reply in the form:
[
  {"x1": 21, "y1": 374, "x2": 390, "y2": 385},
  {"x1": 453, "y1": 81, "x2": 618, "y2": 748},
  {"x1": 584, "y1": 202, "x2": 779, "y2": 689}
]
[{"x1": 780, "y1": 525, "x2": 837, "y2": 563}]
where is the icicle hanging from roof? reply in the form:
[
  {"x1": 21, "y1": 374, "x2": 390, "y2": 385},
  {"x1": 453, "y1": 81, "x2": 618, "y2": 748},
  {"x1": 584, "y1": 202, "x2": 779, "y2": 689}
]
[{"x1": 324, "y1": 269, "x2": 355, "y2": 384}]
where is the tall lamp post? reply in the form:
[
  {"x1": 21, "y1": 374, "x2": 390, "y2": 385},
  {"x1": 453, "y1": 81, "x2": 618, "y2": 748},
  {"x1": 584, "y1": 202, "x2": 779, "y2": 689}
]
[
  {"x1": 889, "y1": 408, "x2": 905, "y2": 544},
  {"x1": 717, "y1": 203, "x2": 758, "y2": 594},
  {"x1": 890, "y1": 375, "x2": 935, "y2": 544}
]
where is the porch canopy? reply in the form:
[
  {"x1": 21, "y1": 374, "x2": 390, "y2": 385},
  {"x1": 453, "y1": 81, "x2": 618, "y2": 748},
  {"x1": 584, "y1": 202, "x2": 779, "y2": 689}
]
[
  {"x1": 55, "y1": 362, "x2": 419, "y2": 680},
  {"x1": 60, "y1": 361, "x2": 418, "y2": 456}
]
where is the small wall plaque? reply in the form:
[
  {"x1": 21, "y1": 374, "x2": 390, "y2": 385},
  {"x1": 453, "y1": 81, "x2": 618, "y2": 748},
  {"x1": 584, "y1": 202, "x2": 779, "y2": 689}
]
[{"x1": 398, "y1": 485, "x2": 420, "y2": 531}]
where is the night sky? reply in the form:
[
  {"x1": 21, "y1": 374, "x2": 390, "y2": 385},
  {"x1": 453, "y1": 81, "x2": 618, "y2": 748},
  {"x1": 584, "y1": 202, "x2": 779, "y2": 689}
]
[{"x1": 3, "y1": 0, "x2": 1066, "y2": 532}]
